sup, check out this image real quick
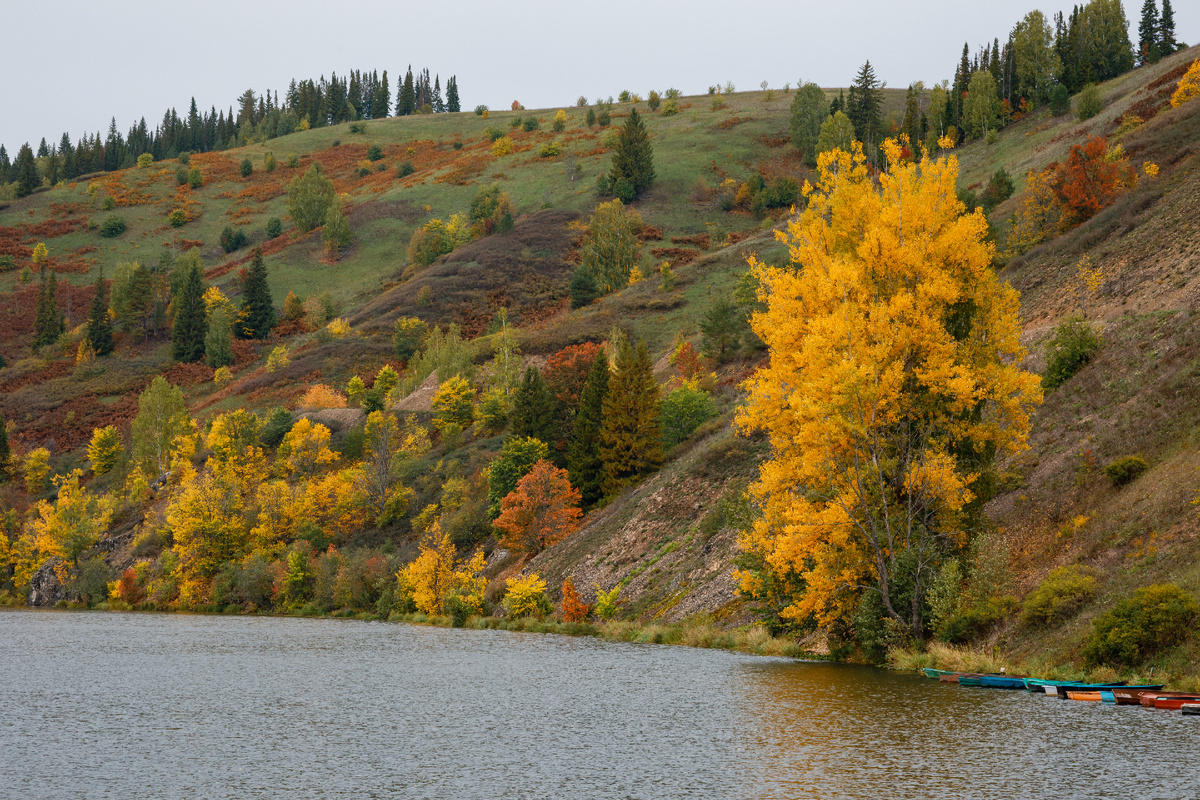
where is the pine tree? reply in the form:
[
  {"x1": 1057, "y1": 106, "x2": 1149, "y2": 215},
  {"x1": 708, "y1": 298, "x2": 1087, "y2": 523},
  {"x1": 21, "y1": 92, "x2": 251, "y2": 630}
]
[
  {"x1": 608, "y1": 107, "x2": 655, "y2": 199},
  {"x1": 14, "y1": 143, "x2": 39, "y2": 197},
  {"x1": 397, "y1": 67, "x2": 416, "y2": 116},
  {"x1": 848, "y1": 61, "x2": 884, "y2": 155},
  {"x1": 432, "y1": 75, "x2": 444, "y2": 113},
  {"x1": 567, "y1": 352, "x2": 609, "y2": 508},
  {"x1": 239, "y1": 249, "x2": 275, "y2": 339},
  {"x1": 1139, "y1": 0, "x2": 1160, "y2": 64},
  {"x1": 598, "y1": 339, "x2": 661, "y2": 497},
  {"x1": 85, "y1": 271, "x2": 114, "y2": 356},
  {"x1": 171, "y1": 263, "x2": 207, "y2": 362},
  {"x1": 511, "y1": 367, "x2": 556, "y2": 444},
  {"x1": 33, "y1": 269, "x2": 64, "y2": 348},
  {"x1": 376, "y1": 70, "x2": 391, "y2": 118},
  {"x1": 1159, "y1": 0, "x2": 1176, "y2": 55},
  {"x1": 446, "y1": 76, "x2": 461, "y2": 113}
]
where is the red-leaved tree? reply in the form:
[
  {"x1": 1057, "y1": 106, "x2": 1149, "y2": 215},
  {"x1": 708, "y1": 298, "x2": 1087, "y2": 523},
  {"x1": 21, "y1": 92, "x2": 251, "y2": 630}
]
[
  {"x1": 560, "y1": 577, "x2": 590, "y2": 622},
  {"x1": 494, "y1": 460, "x2": 582, "y2": 555},
  {"x1": 1052, "y1": 136, "x2": 1136, "y2": 227}
]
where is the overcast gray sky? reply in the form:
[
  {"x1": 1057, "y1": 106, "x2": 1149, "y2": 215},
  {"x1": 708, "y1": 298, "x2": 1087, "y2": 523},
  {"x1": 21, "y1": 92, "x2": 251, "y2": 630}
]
[{"x1": 2, "y1": 0, "x2": 1194, "y2": 153}]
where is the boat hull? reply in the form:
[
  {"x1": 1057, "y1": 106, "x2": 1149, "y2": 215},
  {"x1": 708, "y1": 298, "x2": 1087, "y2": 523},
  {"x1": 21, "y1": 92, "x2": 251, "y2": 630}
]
[{"x1": 1151, "y1": 695, "x2": 1200, "y2": 711}]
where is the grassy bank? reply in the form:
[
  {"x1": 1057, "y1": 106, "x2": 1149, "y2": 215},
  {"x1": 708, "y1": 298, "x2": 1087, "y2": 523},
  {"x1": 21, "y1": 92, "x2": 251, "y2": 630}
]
[{"x1": 888, "y1": 642, "x2": 1200, "y2": 692}]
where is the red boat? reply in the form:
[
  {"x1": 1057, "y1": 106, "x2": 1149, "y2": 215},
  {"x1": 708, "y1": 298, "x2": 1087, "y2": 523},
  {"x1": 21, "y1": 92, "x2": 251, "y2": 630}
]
[
  {"x1": 1108, "y1": 689, "x2": 1155, "y2": 706},
  {"x1": 938, "y1": 672, "x2": 982, "y2": 683},
  {"x1": 1151, "y1": 694, "x2": 1200, "y2": 711}
]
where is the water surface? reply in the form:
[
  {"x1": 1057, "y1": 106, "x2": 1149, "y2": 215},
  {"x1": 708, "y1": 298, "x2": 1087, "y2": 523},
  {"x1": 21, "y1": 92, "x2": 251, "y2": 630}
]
[{"x1": 2, "y1": 609, "x2": 1197, "y2": 799}]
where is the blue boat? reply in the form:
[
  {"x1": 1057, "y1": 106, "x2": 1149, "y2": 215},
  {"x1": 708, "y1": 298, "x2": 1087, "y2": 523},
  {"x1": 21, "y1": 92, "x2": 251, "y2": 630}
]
[{"x1": 979, "y1": 675, "x2": 1027, "y2": 690}]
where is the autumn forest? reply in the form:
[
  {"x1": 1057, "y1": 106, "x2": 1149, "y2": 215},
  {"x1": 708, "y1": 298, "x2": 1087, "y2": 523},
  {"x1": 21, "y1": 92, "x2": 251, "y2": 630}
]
[{"x1": 2, "y1": 1, "x2": 1200, "y2": 683}]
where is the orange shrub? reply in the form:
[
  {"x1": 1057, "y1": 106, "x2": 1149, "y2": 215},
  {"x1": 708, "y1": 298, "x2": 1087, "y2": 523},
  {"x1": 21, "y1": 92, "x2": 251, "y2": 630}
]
[
  {"x1": 560, "y1": 578, "x2": 590, "y2": 622},
  {"x1": 299, "y1": 384, "x2": 348, "y2": 410}
]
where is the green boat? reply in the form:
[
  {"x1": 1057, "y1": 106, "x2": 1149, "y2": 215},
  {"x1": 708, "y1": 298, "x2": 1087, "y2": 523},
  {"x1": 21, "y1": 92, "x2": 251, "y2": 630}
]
[
  {"x1": 922, "y1": 668, "x2": 956, "y2": 679},
  {"x1": 1022, "y1": 677, "x2": 1131, "y2": 695}
]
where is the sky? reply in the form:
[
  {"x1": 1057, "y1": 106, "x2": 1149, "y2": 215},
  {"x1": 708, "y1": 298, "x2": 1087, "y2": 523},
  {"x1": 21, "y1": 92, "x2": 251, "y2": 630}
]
[{"x1": 2, "y1": 0, "x2": 1195, "y2": 154}]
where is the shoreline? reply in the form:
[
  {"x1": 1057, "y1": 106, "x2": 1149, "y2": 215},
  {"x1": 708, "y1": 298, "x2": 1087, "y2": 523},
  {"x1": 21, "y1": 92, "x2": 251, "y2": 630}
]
[{"x1": 1, "y1": 601, "x2": 825, "y2": 660}]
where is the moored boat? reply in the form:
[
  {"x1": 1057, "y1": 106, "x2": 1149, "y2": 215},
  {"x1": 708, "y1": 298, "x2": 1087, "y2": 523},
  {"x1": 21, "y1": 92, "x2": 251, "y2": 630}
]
[
  {"x1": 939, "y1": 672, "x2": 981, "y2": 683},
  {"x1": 1103, "y1": 689, "x2": 1155, "y2": 705},
  {"x1": 1065, "y1": 690, "x2": 1104, "y2": 701},
  {"x1": 1183, "y1": 704, "x2": 1200, "y2": 717},
  {"x1": 923, "y1": 668, "x2": 953, "y2": 679},
  {"x1": 1150, "y1": 694, "x2": 1200, "y2": 711},
  {"x1": 1056, "y1": 682, "x2": 1161, "y2": 699},
  {"x1": 980, "y1": 675, "x2": 1028, "y2": 690}
]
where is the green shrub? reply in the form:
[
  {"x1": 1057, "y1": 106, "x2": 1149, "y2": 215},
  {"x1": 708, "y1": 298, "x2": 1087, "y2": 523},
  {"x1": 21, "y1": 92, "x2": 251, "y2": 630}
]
[
  {"x1": 537, "y1": 141, "x2": 561, "y2": 158},
  {"x1": 366, "y1": 144, "x2": 383, "y2": 161},
  {"x1": 349, "y1": 122, "x2": 366, "y2": 134},
  {"x1": 219, "y1": 226, "x2": 247, "y2": 253},
  {"x1": 1049, "y1": 83, "x2": 1071, "y2": 116},
  {"x1": 1103, "y1": 455, "x2": 1148, "y2": 486},
  {"x1": 102, "y1": 195, "x2": 116, "y2": 210},
  {"x1": 187, "y1": 168, "x2": 202, "y2": 189},
  {"x1": 167, "y1": 208, "x2": 187, "y2": 227},
  {"x1": 1043, "y1": 315, "x2": 1102, "y2": 390},
  {"x1": 484, "y1": 126, "x2": 505, "y2": 142},
  {"x1": 937, "y1": 596, "x2": 1018, "y2": 643},
  {"x1": 660, "y1": 383, "x2": 717, "y2": 448},
  {"x1": 99, "y1": 215, "x2": 126, "y2": 238},
  {"x1": 285, "y1": 153, "x2": 299, "y2": 168},
  {"x1": 264, "y1": 153, "x2": 277, "y2": 172},
  {"x1": 396, "y1": 161, "x2": 415, "y2": 178},
  {"x1": 597, "y1": 108, "x2": 611, "y2": 126},
  {"x1": 569, "y1": 267, "x2": 599, "y2": 309},
  {"x1": 1020, "y1": 565, "x2": 1098, "y2": 626},
  {"x1": 1077, "y1": 84, "x2": 1103, "y2": 121},
  {"x1": 980, "y1": 167, "x2": 1015, "y2": 213},
  {"x1": 175, "y1": 168, "x2": 188, "y2": 186},
  {"x1": 522, "y1": 116, "x2": 540, "y2": 132},
  {"x1": 240, "y1": 158, "x2": 253, "y2": 178},
  {"x1": 266, "y1": 217, "x2": 283, "y2": 239},
  {"x1": 1083, "y1": 584, "x2": 1198, "y2": 667},
  {"x1": 177, "y1": 151, "x2": 190, "y2": 165},
  {"x1": 474, "y1": 105, "x2": 488, "y2": 115}
]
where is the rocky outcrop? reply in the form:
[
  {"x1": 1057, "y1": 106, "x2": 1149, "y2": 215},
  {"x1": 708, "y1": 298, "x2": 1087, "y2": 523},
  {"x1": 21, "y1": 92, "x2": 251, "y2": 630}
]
[{"x1": 28, "y1": 560, "x2": 65, "y2": 607}]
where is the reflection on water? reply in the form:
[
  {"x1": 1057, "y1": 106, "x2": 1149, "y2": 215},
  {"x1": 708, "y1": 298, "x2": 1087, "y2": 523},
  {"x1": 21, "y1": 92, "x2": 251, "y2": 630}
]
[{"x1": 2, "y1": 610, "x2": 1197, "y2": 799}]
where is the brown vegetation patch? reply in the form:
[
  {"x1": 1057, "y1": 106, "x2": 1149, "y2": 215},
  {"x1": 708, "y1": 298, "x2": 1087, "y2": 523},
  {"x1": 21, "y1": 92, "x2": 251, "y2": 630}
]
[
  {"x1": 162, "y1": 361, "x2": 214, "y2": 386},
  {"x1": 637, "y1": 225, "x2": 663, "y2": 242},
  {"x1": 650, "y1": 247, "x2": 701, "y2": 267},
  {"x1": 349, "y1": 209, "x2": 581, "y2": 337},
  {"x1": 671, "y1": 233, "x2": 711, "y2": 250},
  {"x1": 713, "y1": 116, "x2": 752, "y2": 130}
]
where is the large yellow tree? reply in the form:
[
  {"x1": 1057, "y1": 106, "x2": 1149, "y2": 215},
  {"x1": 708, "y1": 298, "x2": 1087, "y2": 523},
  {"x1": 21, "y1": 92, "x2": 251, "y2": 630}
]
[{"x1": 735, "y1": 140, "x2": 1041, "y2": 638}]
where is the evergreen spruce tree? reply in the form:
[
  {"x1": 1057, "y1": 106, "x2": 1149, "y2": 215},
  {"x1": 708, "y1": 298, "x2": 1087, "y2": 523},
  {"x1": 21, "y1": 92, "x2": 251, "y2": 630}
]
[
  {"x1": 376, "y1": 70, "x2": 391, "y2": 118},
  {"x1": 446, "y1": 76, "x2": 461, "y2": 113},
  {"x1": 598, "y1": 339, "x2": 661, "y2": 497},
  {"x1": 432, "y1": 75, "x2": 444, "y2": 113},
  {"x1": 33, "y1": 269, "x2": 64, "y2": 348},
  {"x1": 511, "y1": 367, "x2": 555, "y2": 444},
  {"x1": 1159, "y1": 0, "x2": 1176, "y2": 55},
  {"x1": 608, "y1": 107, "x2": 655, "y2": 200},
  {"x1": 567, "y1": 352, "x2": 610, "y2": 508},
  {"x1": 397, "y1": 67, "x2": 416, "y2": 116},
  {"x1": 848, "y1": 61, "x2": 884, "y2": 155},
  {"x1": 1139, "y1": 0, "x2": 1160, "y2": 64},
  {"x1": 14, "y1": 143, "x2": 39, "y2": 197},
  {"x1": 85, "y1": 271, "x2": 114, "y2": 356},
  {"x1": 171, "y1": 263, "x2": 207, "y2": 362},
  {"x1": 239, "y1": 249, "x2": 275, "y2": 339}
]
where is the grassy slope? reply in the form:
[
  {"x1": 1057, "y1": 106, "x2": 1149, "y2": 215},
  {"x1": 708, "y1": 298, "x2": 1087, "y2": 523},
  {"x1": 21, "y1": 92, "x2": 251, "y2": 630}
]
[{"x1": 2, "y1": 50, "x2": 1200, "y2": 666}]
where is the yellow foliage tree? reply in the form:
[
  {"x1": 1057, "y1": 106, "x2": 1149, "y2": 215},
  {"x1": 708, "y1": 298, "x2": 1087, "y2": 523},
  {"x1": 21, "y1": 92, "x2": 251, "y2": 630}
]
[
  {"x1": 400, "y1": 523, "x2": 486, "y2": 615},
  {"x1": 1003, "y1": 168, "x2": 1063, "y2": 256},
  {"x1": 735, "y1": 140, "x2": 1041, "y2": 638},
  {"x1": 504, "y1": 572, "x2": 550, "y2": 618},
  {"x1": 278, "y1": 418, "x2": 339, "y2": 478},
  {"x1": 24, "y1": 448, "x2": 51, "y2": 495},
  {"x1": 303, "y1": 468, "x2": 370, "y2": 540},
  {"x1": 87, "y1": 426, "x2": 123, "y2": 475},
  {"x1": 1170, "y1": 60, "x2": 1200, "y2": 108},
  {"x1": 27, "y1": 470, "x2": 115, "y2": 580},
  {"x1": 250, "y1": 479, "x2": 304, "y2": 551},
  {"x1": 167, "y1": 469, "x2": 251, "y2": 605},
  {"x1": 431, "y1": 374, "x2": 476, "y2": 436}
]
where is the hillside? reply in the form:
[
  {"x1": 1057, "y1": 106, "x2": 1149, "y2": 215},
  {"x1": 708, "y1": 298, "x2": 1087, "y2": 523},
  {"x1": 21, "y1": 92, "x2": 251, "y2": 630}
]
[{"x1": 2, "y1": 45, "x2": 1200, "y2": 678}]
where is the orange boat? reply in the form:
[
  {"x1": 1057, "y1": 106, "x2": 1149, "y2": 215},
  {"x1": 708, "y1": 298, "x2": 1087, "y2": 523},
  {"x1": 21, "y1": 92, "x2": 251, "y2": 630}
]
[{"x1": 1065, "y1": 690, "x2": 1104, "y2": 702}]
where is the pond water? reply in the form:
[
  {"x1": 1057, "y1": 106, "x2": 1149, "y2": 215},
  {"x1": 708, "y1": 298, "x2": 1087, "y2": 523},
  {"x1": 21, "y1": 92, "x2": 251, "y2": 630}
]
[{"x1": 2, "y1": 609, "x2": 1197, "y2": 799}]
